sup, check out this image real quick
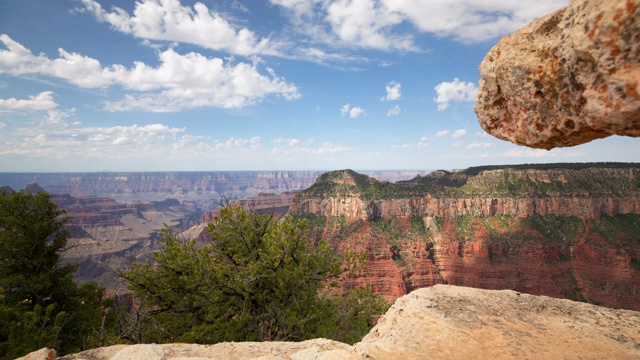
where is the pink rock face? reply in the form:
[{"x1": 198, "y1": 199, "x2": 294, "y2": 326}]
[{"x1": 475, "y1": 0, "x2": 640, "y2": 149}]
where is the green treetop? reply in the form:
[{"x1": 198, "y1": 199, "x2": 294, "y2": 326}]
[
  {"x1": 123, "y1": 203, "x2": 388, "y2": 344},
  {"x1": 0, "y1": 190, "x2": 111, "y2": 357}
]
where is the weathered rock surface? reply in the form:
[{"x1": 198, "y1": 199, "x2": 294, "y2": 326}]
[
  {"x1": 353, "y1": 285, "x2": 640, "y2": 359},
  {"x1": 475, "y1": 0, "x2": 640, "y2": 149},
  {"x1": 21, "y1": 285, "x2": 640, "y2": 359}
]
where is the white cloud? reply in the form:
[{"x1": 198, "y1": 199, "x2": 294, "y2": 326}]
[
  {"x1": 387, "y1": 105, "x2": 401, "y2": 117},
  {"x1": 434, "y1": 130, "x2": 449, "y2": 138},
  {"x1": 381, "y1": 80, "x2": 401, "y2": 101},
  {"x1": 474, "y1": 131, "x2": 492, "y2": 138},
  {"x1": 0, "y1": 107, "x2": 355, "y2": 169},
  {"x1": 214, "y1": 136, "x2": 262, "y2": 151},
  {"x1": 452, "y1": 129, "x2": 467, "y2": 139},
  {"x1": 326, "y1": 0, "x2": 415, "y2": 51},
  {"x1": 270, "y1": 0, "x2": 566, "y2": 56},
  {"x1": 466, "y1": 141, "x2": 493, "y2": 149},
  {"x1": 349, "y1": 106, "x2": 366, "y2": 118},
  {"x1": 273, "y1": 137, "x2": 302, "y2": 147},
  {"x1": 340, "y1": 103, "x2": 366, "y2": 118},
  {"x1": 81, "y1": 0, "x2": 279, "y2": 56},
  {"x1": 434, "y1": 78, "x2": 478, "y2": 111},
  {"x1": 0, "y1": 91, "x2": 58, "y2": 111},
  {"x1": 381, "y1": 0, "x2": 567, "y2": 43},
  {"x1": 0, "y1": 35, "x2": 300, "y2": 111},
  {"x1": 340, "y1": 103, "x2": 351, "y2": 116}
]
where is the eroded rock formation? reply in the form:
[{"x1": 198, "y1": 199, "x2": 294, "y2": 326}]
[
  {"x1": 21, "y1": 285, "x2": 640, "y2": 359},
  {"x1": 289, "y1": 166, "x2": 640, "y2": 310},
  {"x1": 475, "y1": 0, "x2": 640, "y2": 149}
]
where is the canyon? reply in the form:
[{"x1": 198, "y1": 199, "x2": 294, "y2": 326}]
[
  {"x1": 288, "y1": 164, "x2": 640, "y2": 310},
  {"x1": 0, "y1": 171, "x2": 429, "y2": 290},
  {"x1": 4, "y1": 165, "x2": 638, "y2": 311}
]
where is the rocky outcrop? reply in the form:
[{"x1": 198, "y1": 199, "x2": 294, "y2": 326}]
[
  {"x1": 21, "y1": 285, "x2": 640, "y2": 359},
  {"x1": 475, "y1": 0, "x2": 640, "y2": 149}
]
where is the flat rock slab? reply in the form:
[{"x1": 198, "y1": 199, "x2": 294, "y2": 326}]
[
  {"x1": 354, "y1": 285, "x2": 640, "y2": 359},
  {"x1": 475, "y1": 0, "x2": 640, "y2": 149}
]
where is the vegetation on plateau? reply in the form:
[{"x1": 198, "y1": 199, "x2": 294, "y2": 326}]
[{"x1": 300, "y1": 163, "x2": 640, "y2": 200}]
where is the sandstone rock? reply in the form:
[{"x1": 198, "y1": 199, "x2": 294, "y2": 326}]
[
  {"x1": 16, "y1": 348, "x2": 56, "y2": 360},
  {"x1": 475, "y1": 0, "x2": 640, "y2": 149},
  {"x1": 354, "y1": 285, "x2": 640, "y2": 359},
  {"x1": 55, "y1": 339, "x2": 356, "y2": 360},
  {"x1": 23, "y1": 285, "x2": 640, "y2": 359}
]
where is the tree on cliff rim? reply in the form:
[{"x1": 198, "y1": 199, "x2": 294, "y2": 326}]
[
  {"x1": 122, "y1": 203, "x2": 388, "y2": 344},
  {"x1": 0, "y1": 190, "x2": 112, "y2": 357}
]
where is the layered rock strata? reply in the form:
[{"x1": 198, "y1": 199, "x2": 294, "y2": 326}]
[
  {"x1": 475, "y1": 0, "x2": 640, "y2": 149},
  {"x1": 290, "y1": 166, "x2": 640, "y2": 310}
]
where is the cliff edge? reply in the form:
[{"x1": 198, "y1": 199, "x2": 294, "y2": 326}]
[{"x1": 22, "y1": 285, "x2": 640, "y2": 359}]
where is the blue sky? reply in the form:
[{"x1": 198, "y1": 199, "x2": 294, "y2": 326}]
[{"x1": 0, "y1": 0, "x2": 638, "y2": 172}]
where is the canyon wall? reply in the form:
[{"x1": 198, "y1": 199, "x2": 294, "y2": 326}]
[{"x1": 289, "y1": 165, "x2": 640, "y2": 310}]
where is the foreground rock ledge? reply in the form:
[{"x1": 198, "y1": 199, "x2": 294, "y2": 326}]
[
  {"x1": 475, "y1": 0, "x2": 640, "y2": 149},
  {"x1": 22, "y1": 285, "x2": 640, "y2": 360}
]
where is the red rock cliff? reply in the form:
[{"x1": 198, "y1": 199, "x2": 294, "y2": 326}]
[{"x1": 289, "y1": 166, "x2": 640, "y2": 310}]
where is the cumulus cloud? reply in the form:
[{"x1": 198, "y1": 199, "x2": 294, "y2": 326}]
[
  {"x1": 382, "y1": 81, "x2": 401, "y2": 101},
  {"x1": 271, "y1": 0, "x2": 566, "y2": 54},
  {"x1": 381, "y1": 0, "x2": 567, "y2": 43},
  {"x1": 81, "y1": 0, "x2": 279, "y2": 56},
  {"x1": 0, "y1": 91, "x2": 58, "y2": 111},
  {"x1": 325, "y1": 0, "x2": 415, "y2": 51},
  {"x1": 0, "y1": 35, "x2": 300, "y2": 111},
  {"x1": 340, "y1": 103, "x2": 366, "y2": 118},
  {"x1": 434, "y1": 78, "x2": 478, "y2": 111},
  {"x1": 452, "y1": 129, "x2": 467, "y2": 139},
  {"x1": 387, "y1": 105, "x2": 401, "y2": 117}
]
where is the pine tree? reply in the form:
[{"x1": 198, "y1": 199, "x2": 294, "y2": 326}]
[
  {"x1": 0, "y1": 190, "x2": 110, "y2": 357},
  {"x1": 123, "y1": 203, "x2": 388, "y2": 344}
]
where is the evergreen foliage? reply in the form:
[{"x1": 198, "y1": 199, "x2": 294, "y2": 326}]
[
  {"x1": 0, "y1": 190, "x2": 111, "y2": 357},
  {"x1": 122, "y1": 204, "x2": 388, "y2": 344}
]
